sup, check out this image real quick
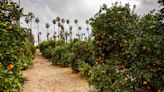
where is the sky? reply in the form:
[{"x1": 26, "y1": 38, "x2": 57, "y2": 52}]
[{"x1": 13, "y1": 0, "x2": 160, "y2": 45}]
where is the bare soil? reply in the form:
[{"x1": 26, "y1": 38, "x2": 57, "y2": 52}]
[{"x1": 22, "y1": 50, "x2": 96, "y2": 92}]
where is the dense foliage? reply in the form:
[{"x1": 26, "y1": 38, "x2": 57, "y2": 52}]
[
  {"x1": 39, "y1": 40, "x2": 94, "y2": 69},
  {"x1": 39, "y1": 2, "x2": 163, "y2": 92},
  {"x1": 89, "y1": 3, "x2": 164, "y2": 92},
  {"x1": 0, "y1": 0, "x2": 35, "y2": 91}
]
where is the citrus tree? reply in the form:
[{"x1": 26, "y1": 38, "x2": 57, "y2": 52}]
[
  {"x1": 0, "y1": 0, "x2": 35, "y2": 91},
  {"x1": 89, "y1": 3, "x2": 164, "y2": 92}
]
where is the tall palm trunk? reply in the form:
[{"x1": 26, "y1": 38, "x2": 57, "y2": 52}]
[
  {"x1": 76, "y1": 24, "x2": 80, "y2": 39},
  {"x1": 54, "y1": 25, "x2": 56, "y2": 40},
  {"x1": 87, "y1": 27, "x2": 89, "y2": 40},
  {"x1": 37, "y1": 23, "x2": 40, "y2": 45},
  {"x1": 47, "y1": 29, "x2": 48, "y2": 41},
  {"x1": 30, "y1": 19, "x2": 33, "y2": 43}
]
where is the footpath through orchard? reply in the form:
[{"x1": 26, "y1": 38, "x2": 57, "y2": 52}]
[{"x1": 22, "y1": 50, "x2": 95, "y2": 92}]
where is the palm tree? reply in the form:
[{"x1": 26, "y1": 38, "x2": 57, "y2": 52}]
[
  {"x1": 45, "y1": 23, "x2": 50, "y2": 40},
  {"x1": 39, "y1": 32, "x2": 42, "y2": 43},
  {"x1": 66, "y1": 19, "x2": 70, "y2": 40},
  {"x1": 61, "y1": 18, "x2": 65, "y2": 38},
  {"x1": 86, "y1": 20, "x2": 90, "y2": 40},
  {"x1": 74, "y1": 19, "x2": 79, "y2": 39},
  {"x1": 61, "y1": 18, "x2": 65, "y2": 24},
  {"x1": 28, "y1": 12, "x2": 35, "y2": 30},
  {"x1": 35, "y1": 17, "x2": 40, "y2": 45},
  {"x1": 52, "y1": 19, "x2": 56, "y2": 40},
  {"x1": 69, "y1": 26, "x2": 73, "y2": 41},
  {"x1": 56, "y1": 17, "x2": 60, "y2": 22},
  {"x1": 57, "y1": 22, "x2": 61, "y2": 39},
  {"x1": 81, "y1": 33, "x2": 85, "y2": 39},
  {"x1": 25, "y1": 17, "x2": 30, "y2": 29},
  {"x1": 66, "y1": 19, "x2": 70, "y2": 26},
  {"x1": 78, "y1": 26, "x2": 82, "y2": 39},
  {"x1": 65, "y1": 31, "x2": 69, "y2": 42},
  {"x1": 60, "y1": 24, "x2": 65, "y2": 40},
  {"x1": 27, "y1": 12, "x2": 35, "y2": 43},
  {"x1": 56, "y1": 17, "x2": 60, "y2": 39}
]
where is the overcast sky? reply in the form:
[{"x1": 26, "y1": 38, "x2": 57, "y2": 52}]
[{"x1": 14, "y1": 0, "x2": 160, "y2": 45}]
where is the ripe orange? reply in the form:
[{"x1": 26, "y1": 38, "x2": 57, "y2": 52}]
[
  {"x1": 11, "y1": 17, "x2": 17, "y2": 21},
  {"x1": 112, "y1": 17, "x2": 116, "y2": 20},
  {"x1": 0, "y1": 16, "x2": 2, "y2": 20},
  {"x1": 96, "y1": 41, "x2": 99, "y2": 44},
  {"x1": 142, "y1": 45, "x2": 147, "y2": 51},
  {"x1": 158, "y1": 89, "x2": 164, "y2": 92},
  {"x1": 146, "y1": 86, "x2": 150, "y2": 90},
  {"x1": 6, "y1": 89, "x2": 10, "y2": 92},
  {"x1": 132, "y1": 53, "x2": 137, "y2": 58},
  {"x1": 123, "y1": 40, "x2": 128, "y2": 44},
  {"x1": 132, "y1": 57, "x2": 135, "y2": 60},
  {"x1": 102, "y1": 40, "x2": 106, "y2": 44},
  {"x1": 0, "y1": 63, "x2": 2, "y2": 67},
  {"x1": 103, "y1": 33, "x2": 106, "y2": 36},
  {"x1": 109, "y1": 35, "x2": 112, "y2": 39},
  {"x1": 96, "y1": 61, "x2": 99, "y2": 65},
  {"x1": 7, "y1": 25, "x2": 13, "y2": 30},
  {"x1": 156, "y1": 67, "x2": 161, "y2": 71},
  {"x1": 114, "y1": 41, "x2": 117, "y2": 44},
  {"x1": 143, "y1": 81, "x2": 147, "y2": 85},
  {"x1": 7, "y1": 64, "x2": 14, "y2": 70}
]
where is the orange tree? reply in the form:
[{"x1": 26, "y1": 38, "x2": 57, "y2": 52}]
[
  {"x1": 89, "y1": 3, "x2": 138, "y2": 91},
  {"x1": 71, "y1": 40, "x2": 94, "y2": 72},
  {"x1": 0, "y1": 0, "x2": 35, "y2": 91},
  {"x1": 89, "y1": 3, "x2": 164, "y2": 92}
]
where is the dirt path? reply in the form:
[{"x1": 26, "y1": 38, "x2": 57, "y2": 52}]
[{"x1": 22, "y1": 50, "x2": 96, "y2": 92}]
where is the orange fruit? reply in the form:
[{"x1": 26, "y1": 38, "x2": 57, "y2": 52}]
[
  {"x1": 143, "y1": 81, "x2": 147, "y2": 85},
  {"x1": 96, "y1": 41, "x2": 99, "y2": 44},
  {"x1": 158, "y1": 89, "x2": 164, "y2": 92},
  {"x1": 103, "y1": 33, "x2": 106, "y2": 36},
  {"x1": 102, "y1": 40, "x2": 106, "y2": 44},
  {"x1": 95, "y1": 33, "x2": 99, "y2": 36},
  {"x1": 0, "y1": 16, "x2": 2, "y2": 20},
  {"x1": 132, "y1": 57, "x2": 135, "y2": 60},
  {"x1": 11, "y1": 17, "x2": 16, "y2": 21},
  {"x1": 119, "y1": 64, "x2": 125, "y2": 70},
  {"x1": 7, "y1": 25, "x2": 13, "y2": 30},
  {"x1": 156, "y1": 67, "x2": 161, "y2": 71},
  {"x1": 112, "y1": 17, "x2": 116, "y2": 20},
  {"x1": 123, "y1": 40, "x2": 128, "y2": 44},
  {"x1": 114, "y1": 41, "x2": 117, "y2": 44},
  {"x1": 7, "y1": 64, "x2": 14, "y2": 70},
  {"x1": 142, "y1": 45, "x2": 147, "y2": 51},
  {"x1": 109, "y1": 35, "x2": 112, "y2": 39},
  {"x1": 132, "y1": 53, "x2": 137, "y2": 58},
  {"x1": 0, "y1": 63, "x2": 2, "y2": 67},
  {"x1": 146, "y1": 86, "x2": 150, "y2": 90},
  {"x1": 6, "y1": 89, "x2": 10, "y2": 92}
]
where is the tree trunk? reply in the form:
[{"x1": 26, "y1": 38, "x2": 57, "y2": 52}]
[
  {"x1": 37, "y1": 23, "x2": 40, "y2": 45},
  {"x1": 47, "y1": 29, "x2": 49, "y2": 41},
  {"x1": 54, "y1": 25, "x2": 56, "y2": 40}
]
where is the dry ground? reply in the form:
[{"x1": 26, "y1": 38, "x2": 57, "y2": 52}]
[{"x1": 22, "y1": 50, "x2": 96, "y2": 92}]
